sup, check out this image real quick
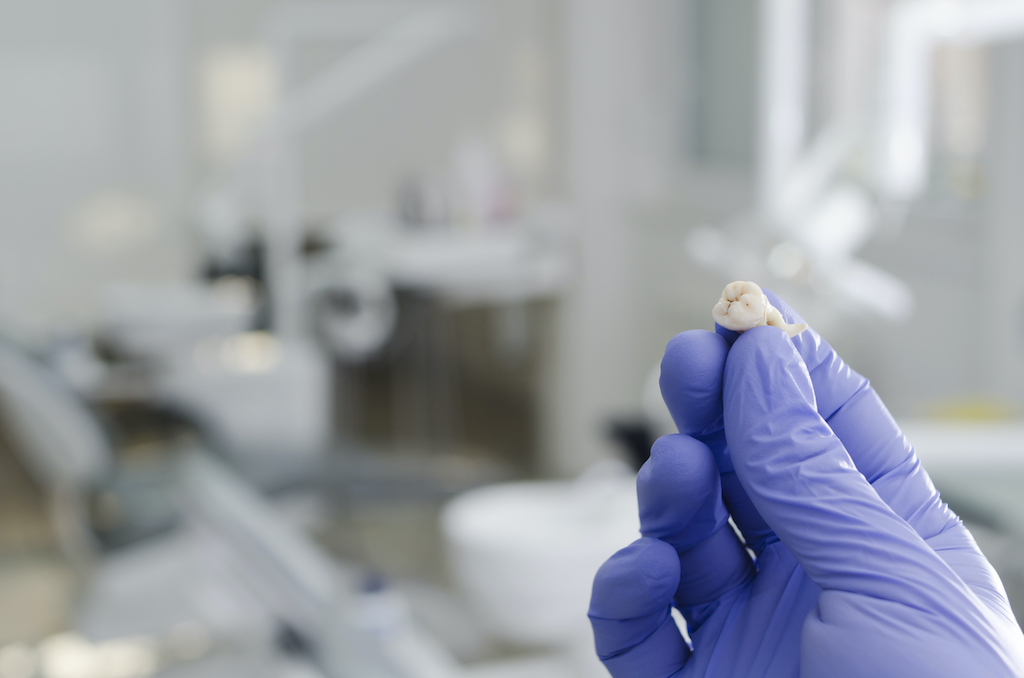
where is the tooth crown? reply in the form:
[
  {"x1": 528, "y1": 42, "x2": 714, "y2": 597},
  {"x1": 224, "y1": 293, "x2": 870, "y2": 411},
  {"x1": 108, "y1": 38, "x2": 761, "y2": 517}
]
[
  {"x1": 712, "y1": 281, "x2": 769, "y2": 331},
  {"x1": 711, "y1": 281, "x2": 809, "y2": 338}
]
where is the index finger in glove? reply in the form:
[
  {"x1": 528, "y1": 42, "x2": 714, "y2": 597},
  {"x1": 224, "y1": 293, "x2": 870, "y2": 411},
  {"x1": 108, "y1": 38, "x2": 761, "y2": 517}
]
[
  {"x1": 722, "y1": 327, "x2": 977, "y2": 613},
  {"x1": 763, "y1": 290, "x2": 958, "y2": 541},
  {"x1": 766, "y1": 291, "x2": 1016, "y2": 619}
]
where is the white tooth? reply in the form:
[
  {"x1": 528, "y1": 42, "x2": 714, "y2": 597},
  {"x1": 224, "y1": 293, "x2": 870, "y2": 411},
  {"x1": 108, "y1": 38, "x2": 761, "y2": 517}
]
[
  {"x1": 711, "y1": 281, "x2": 808, "y2": 337},
  {"x1": 723, "y1": 281, "x2": 743, "y2": 302}
]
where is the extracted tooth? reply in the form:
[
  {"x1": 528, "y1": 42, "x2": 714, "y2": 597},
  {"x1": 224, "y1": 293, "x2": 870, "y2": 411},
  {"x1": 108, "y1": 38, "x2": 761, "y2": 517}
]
[{"x1": 711, "y1": 281, "x2": 808, "y2": 338}]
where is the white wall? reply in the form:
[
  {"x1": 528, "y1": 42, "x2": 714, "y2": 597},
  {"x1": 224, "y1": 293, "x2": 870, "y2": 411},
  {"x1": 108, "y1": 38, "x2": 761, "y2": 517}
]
[
  {"x1": 540, "y1": 0, "x2": 692, "y2": 476},
  {"x1": 0, "y1": 0, "x2": 194, "y2": 339}
]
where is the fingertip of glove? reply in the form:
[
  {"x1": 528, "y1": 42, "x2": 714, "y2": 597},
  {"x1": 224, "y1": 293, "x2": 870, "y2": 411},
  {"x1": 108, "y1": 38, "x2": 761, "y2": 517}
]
[
  {"x1": 590, "y1": 537, "x2": 680, "y2": 619},
  {"x1": 662, "y1": 330, "x2": 729, "y2": 380},
  {"x1": 640, "y1": 435, "x2": 720, "y2": 511},
  {"x1": 661, "y1": 330, "x2": 729, "y2": 435}
]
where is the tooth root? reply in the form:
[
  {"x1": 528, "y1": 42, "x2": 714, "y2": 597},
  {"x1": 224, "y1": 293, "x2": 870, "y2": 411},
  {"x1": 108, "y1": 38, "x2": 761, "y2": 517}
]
[
  {"x1": 770, "y1": 318, "x2": 809, "y2": 338},
  {"x1": 765, "y1": 306, "x2": 808, "y2": 338}
]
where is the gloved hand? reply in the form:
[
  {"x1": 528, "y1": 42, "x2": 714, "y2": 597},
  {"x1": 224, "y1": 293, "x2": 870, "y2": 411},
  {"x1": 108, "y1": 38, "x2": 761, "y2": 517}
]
[{"x1": 589, "y1": 290, "x2": 1024, "y2": 677}]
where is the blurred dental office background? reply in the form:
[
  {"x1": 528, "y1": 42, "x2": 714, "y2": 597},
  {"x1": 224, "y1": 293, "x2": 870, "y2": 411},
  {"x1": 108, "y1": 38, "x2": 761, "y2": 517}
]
[{"x1": 1, "y1": 0, "x2": 1024, "y2": 676}]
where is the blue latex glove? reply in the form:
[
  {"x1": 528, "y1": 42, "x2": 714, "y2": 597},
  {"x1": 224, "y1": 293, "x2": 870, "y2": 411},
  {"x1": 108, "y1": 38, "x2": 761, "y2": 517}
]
[{"x1": 589, "y1": 290, "x2": 1024, "y2": 677}]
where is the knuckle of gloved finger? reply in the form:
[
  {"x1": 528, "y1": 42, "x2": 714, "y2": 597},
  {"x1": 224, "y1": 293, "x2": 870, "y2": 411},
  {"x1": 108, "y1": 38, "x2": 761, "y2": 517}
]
[{"x1": 589, "y1": 538, "x2": 680, "y2": 621}]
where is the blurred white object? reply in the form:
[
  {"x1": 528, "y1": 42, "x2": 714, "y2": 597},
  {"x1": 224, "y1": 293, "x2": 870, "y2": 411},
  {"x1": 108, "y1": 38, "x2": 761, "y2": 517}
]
[
  {"x1": 157, "y1": 336, "x2": 331, "y2": 460},
  {"x1": 353, "y1": 587, "x2": 466, "y2": 678},
  {"x1": 200, "y1": 45, "x2": 279, "y2": 167},
  {"x1": 758, "y1": 0, "x2": 811, "y2": 211},
  {"x1": 900, "y1": 419, "x2": 1024, "y2": 471},
  {"x1": 693, "y1": 0, "x2": 1024, "y2": 325},
  {"x1": 0, "y1": 335, "x2": 496, "y2": 678},
  {"x1": 831, "y1": 259, "x2": 914, "y2": 322},
  {"x1": 387, "y1": 227, "x2": 569, "y2": 306},
  {"x1": 305, "y1": 262, "x2": 397, "y2": 362},
  {"x1": 788, "y1": 184, "x2": 873, "y2": 263},
  {"x1": 100, "y1": 281, "x2": 257, "y2": 358},
  {"x1": 37, "y1": 632, "x2": 157, "y2": 678},
  {"x1": 875, "y1": 0, "x2": 1024, "y2": 200},
  {"x1": 330, "y1": 210, "x2": 571, "y2": 307},
  {"x1": 450, "y1": 138, "x2": 516, "y2": 224},
  {"x1": 198, "y1": 192, "x2": 251, "y2": 265},
  {"x1": 0, "y1": 338, "x2": 110, "y2": 505},
  {"x1": 441, "y1": 462, "x2": 639, "y2": 649},
  {"x1": 99, "y1": 278, "x2": 332, "y2": 463},
  {"x1": 207, "y1": 1, "x2": 476, "y2": 339},
  {"x1": 64, "y1": 192, "x2": 162, "y2": 258}
]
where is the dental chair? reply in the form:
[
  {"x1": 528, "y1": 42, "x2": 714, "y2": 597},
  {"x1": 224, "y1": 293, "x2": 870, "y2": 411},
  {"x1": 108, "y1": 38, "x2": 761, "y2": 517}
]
[{"x1": 0, "y1": 338, "x2": 439, "y2": 678}]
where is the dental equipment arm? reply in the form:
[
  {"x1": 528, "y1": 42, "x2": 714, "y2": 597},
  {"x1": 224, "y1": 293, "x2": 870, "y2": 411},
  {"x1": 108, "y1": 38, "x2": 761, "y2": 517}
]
[{"x1": 588, "y1": 290, "x2": 1024, "y2": 677}]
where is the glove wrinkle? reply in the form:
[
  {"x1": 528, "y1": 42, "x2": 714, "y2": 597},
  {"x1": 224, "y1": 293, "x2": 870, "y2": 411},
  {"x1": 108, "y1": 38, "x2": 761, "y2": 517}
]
[
  {"x1": 743, "y1": 557, "x2": 809, "y2": 675},
  {"x1": 826, "y1": 385, "x2": 959, "y2": 540},
  {"x1": 673, "y1": 524, "x2": 755, "y2": 610},
  {"x1": 720, "y1": 471, "x2": 775, "y2": 554},
  {"x1": 591, "y1": 608, "x2": 673, "y2": 659},
  {"x1": 598, "y1": 613, "x2": 692, "y2": 678}
]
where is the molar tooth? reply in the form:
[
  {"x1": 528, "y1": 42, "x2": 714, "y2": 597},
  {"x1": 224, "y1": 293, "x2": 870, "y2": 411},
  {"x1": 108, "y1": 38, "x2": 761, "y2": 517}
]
[
  {"x1": 723, "y1": 281, "x2": 745, "y2": 302},
  {"x1": 711, "y1": 281, "x2": 808, "y2": 337}
]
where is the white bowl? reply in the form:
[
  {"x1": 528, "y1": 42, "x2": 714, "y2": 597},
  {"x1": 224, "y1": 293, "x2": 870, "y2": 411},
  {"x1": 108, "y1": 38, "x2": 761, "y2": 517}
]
[{"x1": 441, "y1": 472, "x2": 640, "y2": 648}]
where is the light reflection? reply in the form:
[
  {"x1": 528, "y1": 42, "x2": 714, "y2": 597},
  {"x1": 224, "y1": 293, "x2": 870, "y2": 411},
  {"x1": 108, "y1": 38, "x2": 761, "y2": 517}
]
[
  {"x1": 0, "y1": 623, "x2": 214, "y2": 678},
  {"x1": 37, "y1": 634, "x2": 156, "y2": 678},
  {"x1": 192, "y1": 331, "x2": 282, "y2": 375}
]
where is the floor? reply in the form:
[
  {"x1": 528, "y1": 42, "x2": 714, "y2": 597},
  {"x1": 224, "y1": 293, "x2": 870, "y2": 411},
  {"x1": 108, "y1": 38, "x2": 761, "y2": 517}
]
[{"x1": 0, "y1": 439, "x2": 76, "y2": 645}]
